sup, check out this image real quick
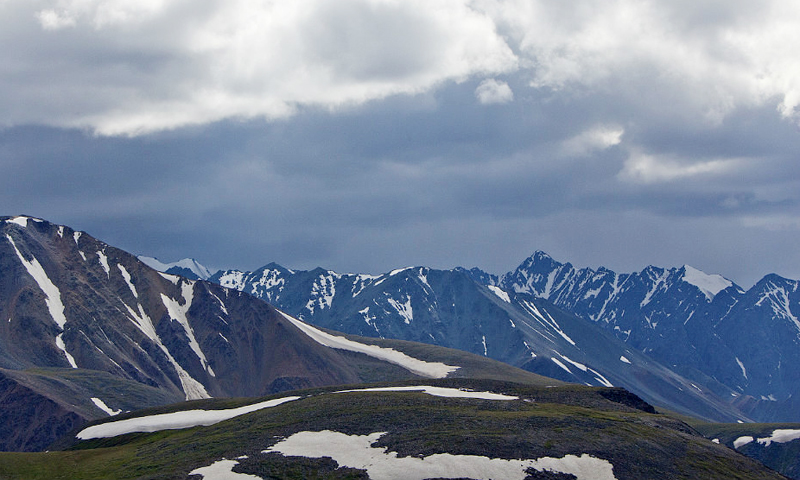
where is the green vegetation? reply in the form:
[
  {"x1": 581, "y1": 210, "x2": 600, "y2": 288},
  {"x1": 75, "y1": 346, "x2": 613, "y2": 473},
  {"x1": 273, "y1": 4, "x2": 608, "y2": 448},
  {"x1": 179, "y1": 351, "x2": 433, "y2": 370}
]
[{"x1": 0, "y1": 379, "x2": 786, "y2": 480}]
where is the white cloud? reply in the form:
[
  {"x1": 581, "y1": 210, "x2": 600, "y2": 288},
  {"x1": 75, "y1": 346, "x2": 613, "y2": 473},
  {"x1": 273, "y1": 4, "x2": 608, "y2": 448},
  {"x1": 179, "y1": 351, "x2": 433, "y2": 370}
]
[
  {"x1": 475, "y1": 0, "x2": 800, "y2": 123},
  {"x1": 4, "y1": 0, "x2": 517, "y2": 135},
  {"x1": 4, "y1": 0, "x2": 800, "y2": 134},
  {"x1": 561, "y1": 125, "x2": 623, "y2": 156},
  {"x1": 36, "y1": 9, "x2": 76, "y2": 30},
  {"x1": 475, "y1": 78, "x2": 513, "y2": 104},
  {"x1": 618, "y1": 152, "x2": 741, "y2": 184}
]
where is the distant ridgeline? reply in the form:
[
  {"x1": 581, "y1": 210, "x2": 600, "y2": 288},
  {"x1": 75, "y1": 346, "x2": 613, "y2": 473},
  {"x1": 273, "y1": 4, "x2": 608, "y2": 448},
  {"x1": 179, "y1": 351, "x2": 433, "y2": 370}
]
[{"x1": 211, "y1": 251, "x2": 800, "y2": 423}]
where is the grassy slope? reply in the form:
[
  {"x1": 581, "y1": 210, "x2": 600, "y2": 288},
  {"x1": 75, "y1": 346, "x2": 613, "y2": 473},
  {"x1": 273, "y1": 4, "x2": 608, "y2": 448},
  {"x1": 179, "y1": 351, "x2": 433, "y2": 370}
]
[{"x1": 0, "y1": 379, "x2": 785, "y2": 480}]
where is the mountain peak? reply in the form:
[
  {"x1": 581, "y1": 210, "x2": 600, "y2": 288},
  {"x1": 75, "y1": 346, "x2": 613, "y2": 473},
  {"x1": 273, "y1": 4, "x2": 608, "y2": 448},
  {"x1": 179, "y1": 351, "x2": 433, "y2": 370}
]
[
  {"x1": 681, "y1": 265, "x2": 734, "y2": 301},
  {"x1": 138, "y1": 256, "x2": 212, "y2": 280}
]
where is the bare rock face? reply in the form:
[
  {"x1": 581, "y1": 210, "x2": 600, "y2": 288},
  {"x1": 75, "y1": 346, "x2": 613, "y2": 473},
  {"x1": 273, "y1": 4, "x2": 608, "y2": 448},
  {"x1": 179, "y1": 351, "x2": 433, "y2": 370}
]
[{"x1": 0, "y1": 371, "x2": 84, "y2": 451}]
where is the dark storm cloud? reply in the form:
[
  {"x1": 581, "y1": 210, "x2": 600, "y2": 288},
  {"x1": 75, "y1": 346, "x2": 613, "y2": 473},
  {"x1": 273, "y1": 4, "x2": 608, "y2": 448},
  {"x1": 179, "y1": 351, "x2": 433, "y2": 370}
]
[{"x1": 2, "y1": 0, "x2": 800, "y2": 287}]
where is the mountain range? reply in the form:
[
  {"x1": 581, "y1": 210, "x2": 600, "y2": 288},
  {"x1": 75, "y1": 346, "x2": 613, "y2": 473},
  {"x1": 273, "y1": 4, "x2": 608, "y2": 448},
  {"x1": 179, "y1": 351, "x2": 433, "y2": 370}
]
[
  {"x1": 210, "y1": 252, "x2": 800, "y2": 423},
  {"x1": 2, "y1": 215, "x2": 800, "y2": 478},
  {"x1": 0, "y1": 215, "x2": 551, "y2": 451}
]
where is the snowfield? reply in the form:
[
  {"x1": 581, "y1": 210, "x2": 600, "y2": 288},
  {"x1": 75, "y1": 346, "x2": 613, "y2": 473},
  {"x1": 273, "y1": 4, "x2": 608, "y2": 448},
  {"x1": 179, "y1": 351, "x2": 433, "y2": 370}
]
[
  {"x1": 334, "y1": 385, "x2": 519, "y2": 401},
  {"x1": 76, "y1": 396, "x2": 301, "y2": 440},
  {"x1": 757, "y1": 429, "x2": 800, "y2": 447},
  {"x1": 76, "y1": 386, "x2": 518, "y2": 440},
  {"x1": 255, "y1": 430, "x2": 618, "y2": 480},
  {"x1": 280, "y1": 311, "x2": 459, "y2": 378}
]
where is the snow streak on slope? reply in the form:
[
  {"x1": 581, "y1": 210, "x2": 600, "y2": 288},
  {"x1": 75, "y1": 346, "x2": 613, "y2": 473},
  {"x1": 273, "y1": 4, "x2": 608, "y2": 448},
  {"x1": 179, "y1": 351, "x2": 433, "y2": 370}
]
[
  {"x1": 124, "y1": 294, "x2": 210, "y2": 400},
  {"x1": 97, "y1": 250, "x2": 110, "y2": 277},
  {"x1": 264, "y1": 431, "x2": 618, "y2": 480},
  {"x1": 387, "y1": 295, "x2": 414, "y2": 324},
  {"x1": 118, "y1": 264, "x2": 138, "y2": 298},
  {"x1": 7, "y1": 235, "x2": 67, "y2": 329},
  {"x1": 280, "y1": 312, "x2": 458, "y2": 378},
  {"x1": 91, "y1": 397, "x2": 121, "y2": 416},
  {"x1": 756, "y1": 280, "x2": 800, "y2": 333},
  {"x1": 305, "y1": 273, "x2": 339, "y2": 314},
  {"x1": 6, "y1": 234, "x2": 77, "y2": 368},
  {"x1": 488, "y1": 285, "x2": 511, "y2": 303},
  {"x1": 161, "y1": 281, "x2": 215, "y2": 377}
]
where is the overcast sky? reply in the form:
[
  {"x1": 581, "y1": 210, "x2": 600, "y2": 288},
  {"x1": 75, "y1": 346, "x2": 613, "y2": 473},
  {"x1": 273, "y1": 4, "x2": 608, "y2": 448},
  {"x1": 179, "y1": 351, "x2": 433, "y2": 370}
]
[{"x1": 3, "y1": 0, "x2": 800, "y2": 287}]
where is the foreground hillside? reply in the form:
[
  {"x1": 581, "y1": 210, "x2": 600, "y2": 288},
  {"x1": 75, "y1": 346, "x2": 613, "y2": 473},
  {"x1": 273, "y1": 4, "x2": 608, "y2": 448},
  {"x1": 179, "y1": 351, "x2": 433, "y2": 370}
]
[{"x1": 0, "y1": 378, "x2": 786, "y2": 480}]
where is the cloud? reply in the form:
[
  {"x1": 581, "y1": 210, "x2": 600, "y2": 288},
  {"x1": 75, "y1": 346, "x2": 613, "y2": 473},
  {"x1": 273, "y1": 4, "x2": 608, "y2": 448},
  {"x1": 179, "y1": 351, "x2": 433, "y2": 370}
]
[
  {"x1": 3, "y1": 0, "x2": 800, "y2": 135},
  {"x1": 475, "y1": 79, "x2": 513, "y2": 104},
  {"x1": 618, "y1": 151, "x2": 742, "y2": 184},
  {"x1": 561, "y1": 125, "x2": 623, "y2": 156},
  {"x1": 3, "y1": 0, "x2": 517, "y2": 135}
]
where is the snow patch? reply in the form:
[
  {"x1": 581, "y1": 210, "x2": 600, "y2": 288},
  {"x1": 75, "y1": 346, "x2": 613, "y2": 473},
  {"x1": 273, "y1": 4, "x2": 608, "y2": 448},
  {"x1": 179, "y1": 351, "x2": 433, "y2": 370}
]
[
  {"x1": 161, "y1": 281, "x2": 214, "y2": 377},
  {"x1": 588, "y1": 368, "x2": 614, "y2": 388},
  {"x1": 620, "y1": 356, "x2": 631, "y2": 364},
  {"x1": 389, "y1": 267, "x2": 413, "y2": 276},
  {"x1": 190, "y1": 459, "x2": 261, "y2": 479},
  {"x1": 558, "y1": 354, "x2": 588, "y2": 372},
  {"x1": 97, "y1": 250, "x2": 110, "y2": 277},
  {"x1": 280, "y1": 312, "x2": 458, "y2": 378},
  {"x1": 481, "y1": 335, "x2": 488, "y2": 356},
  {"x1": 208, "y1": 291, "x2": 229, "y2": 315},
  {"x1": 305, "y1": 273, "x2": 337, "y2": 314},
  {"x1": 73, "y1": 231, "x2": 82, "y2": 245},
  {"x1": 757, "y1": 429, "x2": 800, "y2": 447},
  {"x1": 521, "y1": 300, "x2": 576, "y2": 346},
  {"x1": 56, "y1": 333, "x2": 78, "y2": 369},
  {"x1": 91, "y1": 397, "x2": 121, "y2": 416},
  {"x1": 7, "y1": 235, "x2": 67, "y2": 329},
  {"x1": 336, "y1": 386, "x2": 519, "y2": 401},
  {"x1": 640, "y1": 269, "x2": 669, "y2": 307},
  {"x1": 265, "y1": 430, "x2": 618, "y2": 480},
  {"x1": 756, "y1": 282, "x2": 800, "y2": 333},
  {"x1": 734, "y1": 436, "x2": 754, "y2": 449},
  {"x1": 682, "y1": 265, "x2": 732, "y2": 301},
  {"x1": 118, "y1": 264, "x2": 138, "y2": 298},
  {"x1": 736, "y1": 357, "x2": 748, "y2": 380},
  {"x1": 6, "y1": 216, "x2": 30, "y2": 227},
  {"x1": 7, "y1": 234, "x2": 79, "y2": 368},
  {"x1": 488, "y1": 285, "x2": 511, "y2": 303},
  {"x1": 159, "y1": 272, "x2": 180, "y2": 284},
  {"x1": 387, "y1": 296, "x2": 413, "y2": 324},
  {"x1": 124, "y1": 302, "x2": 209, "y2": 400},
  {"x1": 77, "y1": 396, "x2": 300, "y2": 440},
  {"x1": 551, "y1": 357, "x2": 572, "y2": 374}
]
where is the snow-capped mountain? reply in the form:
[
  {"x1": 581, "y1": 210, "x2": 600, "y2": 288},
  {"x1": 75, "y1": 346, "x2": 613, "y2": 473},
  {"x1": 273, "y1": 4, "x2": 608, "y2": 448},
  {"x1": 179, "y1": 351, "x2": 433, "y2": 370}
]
[
  {"x1": 138, "y1": 255, "x2": 212, "y2": 280},
  {"x1": 211, "y1": 264, "x2": 749, "y2": 423},
  {"x1": 1, "y1": 216, "x2": 515, "y2": 451},
  {"x1": 490, "y1": 251, "x2": 800, "y2": 421}
]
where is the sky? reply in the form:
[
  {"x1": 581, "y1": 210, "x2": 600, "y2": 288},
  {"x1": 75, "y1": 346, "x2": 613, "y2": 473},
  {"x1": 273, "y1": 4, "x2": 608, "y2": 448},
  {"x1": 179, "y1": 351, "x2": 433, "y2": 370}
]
[{"x1": 2, "y1": 0, "x2": 800, "y2": 287}]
